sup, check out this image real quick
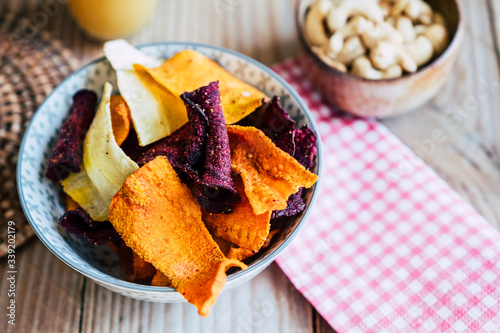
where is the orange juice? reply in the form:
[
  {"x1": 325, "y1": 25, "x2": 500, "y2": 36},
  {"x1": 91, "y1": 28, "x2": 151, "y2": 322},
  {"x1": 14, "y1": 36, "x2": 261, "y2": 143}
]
[{"x1": 68, "y1": 0, "x2": 157, "y2": 40}]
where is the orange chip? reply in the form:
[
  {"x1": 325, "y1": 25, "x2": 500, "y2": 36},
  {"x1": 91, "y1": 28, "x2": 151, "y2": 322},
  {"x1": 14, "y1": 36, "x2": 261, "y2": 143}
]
[
  {"x1": 151, "y1": 270, "x2": 173, "y2": 287},
  {"x1": 109, "y1": 156, "x2": 247, "y2": 317},
  {"x1": 134, "y1": 50, "x2": 268, "y2": 125},
  {"x1": 212, "y1": 229, "x2": 279, "y2": 262},
  {"x1": 203, "y1": 175, "x2": 271, "y2": 251},
  {"x1": 227, "y1": 125, "x2": 318, "y2": 215},
  {"x1": 65, "y1": 195, "x2": 79, "y2": 211},
  {"x1": 109, "y1": 95, "x2": 131, "y2": 146},
  {"x1": 117, "y1": 241, "x2": 156, "y2": 282}
]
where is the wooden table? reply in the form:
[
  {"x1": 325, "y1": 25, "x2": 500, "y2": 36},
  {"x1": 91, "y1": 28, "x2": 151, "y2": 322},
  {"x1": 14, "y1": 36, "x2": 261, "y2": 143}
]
[{"x1": 2, "y1": 0, "x2": 500, "y2": 332}]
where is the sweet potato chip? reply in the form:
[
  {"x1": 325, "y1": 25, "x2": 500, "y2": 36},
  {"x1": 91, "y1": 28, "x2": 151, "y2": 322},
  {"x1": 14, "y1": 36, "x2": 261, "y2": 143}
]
[
  {"x1": 151, "y1": 271, "x2": 173, "y2": 287},
  {"x1": 63, "y1": 82, "x2": 139, "y2": 221},
  {"x1": 110, "y1": 95, "x2": 131, "y2": 146},
  {"x1": 45, "y1": 90, "x2": 97, "y2": 181},
  {"x1": 108, "y1": 156, "x2": 246, "y2": 316},
  {"x1": 135, "y1": 50, "x2": 268, "y2": 125},
  {"x1": 203, "y1": 175, "x2": 271, "y2": 251},
  {"x1": 104, "y1": 40, "x2": 187, "y2": 146},
  {"x1": 212, "y1": 229, "x2": 279, "y2": 261},
  {"x1": 117, "y1": 241, "x2": 156, "y2": 282},
  {"x1": 227, "y1": 125, "x2": 318, "y2": 215}
]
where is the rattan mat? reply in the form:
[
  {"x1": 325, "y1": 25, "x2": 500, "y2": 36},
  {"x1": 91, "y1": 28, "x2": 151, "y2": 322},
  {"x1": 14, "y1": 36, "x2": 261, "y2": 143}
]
[{"x1": 0, "y1": 14, "x2": 79, "y2": 256}]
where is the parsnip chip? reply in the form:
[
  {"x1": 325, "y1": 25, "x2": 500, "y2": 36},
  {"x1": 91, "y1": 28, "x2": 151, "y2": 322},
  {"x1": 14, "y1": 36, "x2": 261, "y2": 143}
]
[
  {"x1": 110, "y1": 95, "x2": 131, "y2": 146},
  {"x1": 135, "y1": 50, "x2": 268, "y2": 124},
  {"x1": 109, "y1": 156, "x2": 246, "y2": 316},
  {"x1": 63, "y1": 82, "x2": 139, "y2": 221},
  {"x1": 203, "y1": 176, "x2": 271, "y2": 251},
  {"x1": 227, "y1": 125, "x2": 318, "y2": 215},
  {"x1": 104, "y1": 40, "x2": 187, "y2": 146}
]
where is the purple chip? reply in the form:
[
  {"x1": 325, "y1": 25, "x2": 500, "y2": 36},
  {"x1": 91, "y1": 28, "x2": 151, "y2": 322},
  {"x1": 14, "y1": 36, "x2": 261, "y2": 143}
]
[
  {"x1": 271, "y1": 188, "x2": 306, "y2": 219},
  {"x1": 259, "y1": 96, "x2": 296, "y2": 155},
  {"x1": 45, "y1": 90, "x2": 97, "y2": 182},
  {"x1": 181, "y1": 81, "x2": 240, "y2": 213},
  {"x1": 137, "y1": 125, "x2": 191, "y2": 169},
  {"x1": 253, "y1": 98, "x2": 318, "y2": 219},
  {"x1": 294, "y1": 125, "x2": 318, "y2": 170},
  {"x1": 59, "y1": 208, "x2": 120, "y2": 246}
]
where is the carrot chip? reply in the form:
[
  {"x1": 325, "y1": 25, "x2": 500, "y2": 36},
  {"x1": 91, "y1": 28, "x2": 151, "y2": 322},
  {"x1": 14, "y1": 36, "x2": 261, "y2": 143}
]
[
  {"x1": 203, "y1": 175, "x2": 271, "y2": 252},
  {"x1": 227, "y1": 125, "x2": 318, "y2": 215},
  {"x1": 109, "y1": 95, "x2": 131, "y2": 146},
  {"x1": 109, "y1": 156, "x2": 246, "y2": 316}
]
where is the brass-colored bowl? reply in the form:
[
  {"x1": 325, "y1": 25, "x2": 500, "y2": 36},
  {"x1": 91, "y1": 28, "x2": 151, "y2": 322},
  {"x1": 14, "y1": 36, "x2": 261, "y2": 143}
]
[{"x1": 295, "y1": 0, "x2": 464, "y2": 118}]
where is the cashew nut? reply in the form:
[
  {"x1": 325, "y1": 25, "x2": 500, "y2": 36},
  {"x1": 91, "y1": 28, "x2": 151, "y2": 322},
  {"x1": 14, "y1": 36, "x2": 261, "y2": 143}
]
[
  {"x1": 328, "y1": 31, "x2": 344, "y2": 57},
  {"x1": 433, "y1": 12, "x2": 446, "y2": 26},
  {"x1": 305, "y1": 0, "x2": 332, "y2": 46},
  {"x1": 391, "y1": 0, "x2": 410, "y2": 16},
  {"x1": 405, "y1": 0, "x2": 433, "y2": 25},
  {"x1": 396, "y1": 16, "x2": 416, "y2": 43},
  {"x1": 326, "y1": 0, "x2": 384, "y2": 32},
  {"x1": 370, "y1": 41, "x2": 417, "y2": 72},
  {"x1": 351, "y1": 55, "x2": 403, "y2": 79},
  {"x1": 337, "y1": 16, "x2": 369, "y2": 39},
  {"x1": 303, "y1": 0, "x2": 449, "y2": 79},
  {"x1": 337, "y1": 36, "x2": 366, "y2": 65},
  {"x1": 312, "y1": 46, "x2": 348, "y2": 73},
  {"x1": 423, "y1": 23, "x2": 449, "y2": 54},
  {"x1": 362, "y1": 21, "x2": 404, "y2": 49},
  {"x1": 405, "y1": 35, "x2": 434, "y2": 66},
  {"x1": 414, "y1": 24, "x2": 427, "y2": 35}
]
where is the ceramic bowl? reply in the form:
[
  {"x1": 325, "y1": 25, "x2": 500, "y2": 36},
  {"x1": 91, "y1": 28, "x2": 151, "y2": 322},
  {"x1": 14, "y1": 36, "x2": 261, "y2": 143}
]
[
  {"x1": 295, "y1": 0, "x2": 464, "y2": 118},
  {"x1": 17, "y1": 42, "x2": 322, "y2": 302}
]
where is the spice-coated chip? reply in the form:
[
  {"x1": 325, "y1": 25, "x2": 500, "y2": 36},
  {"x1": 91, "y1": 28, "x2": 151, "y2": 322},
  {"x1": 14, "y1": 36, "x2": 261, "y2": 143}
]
[
  {"x1": 46, "y1": 90, "x2": 97, "y2": 182},
  {"x1": 227, "y1": 125, "x2": 318, "y2": 215},
  {"x1": 203, "y1": 175, "x2": 271, "y2": 251},
  {"x1": 108, "y1": 156, "x2": 246, "y2": 316}
]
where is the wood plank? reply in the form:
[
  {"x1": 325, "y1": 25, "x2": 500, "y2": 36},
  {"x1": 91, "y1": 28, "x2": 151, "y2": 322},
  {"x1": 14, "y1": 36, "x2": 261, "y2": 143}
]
[
  {"x1": 0, "y1": 241, "x2": 83, "y2": 333},
  {"x1": 80, "y1": 263, "x2": 313, "y2": 333}
]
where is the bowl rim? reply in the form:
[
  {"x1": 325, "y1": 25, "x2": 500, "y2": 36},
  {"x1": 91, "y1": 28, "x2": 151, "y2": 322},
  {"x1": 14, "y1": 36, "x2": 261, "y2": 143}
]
[
  {"x1": 295, "y1": 0, "x2": 465, "y2": 83},
  {"x1": 17, "y1": 41, "x2": 323, "y2": 293}
]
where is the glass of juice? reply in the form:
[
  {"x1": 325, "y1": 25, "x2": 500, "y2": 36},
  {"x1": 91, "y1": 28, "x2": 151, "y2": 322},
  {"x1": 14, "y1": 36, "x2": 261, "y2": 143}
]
[{"x1": 68, "y1": 0, "x2": 157, "y2": 40}]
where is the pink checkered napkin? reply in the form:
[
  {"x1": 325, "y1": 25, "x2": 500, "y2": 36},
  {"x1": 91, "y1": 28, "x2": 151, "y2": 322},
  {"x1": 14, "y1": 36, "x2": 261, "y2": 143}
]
[{"x1": 272, "y1": 59, "x2": 500, "y2": 333}]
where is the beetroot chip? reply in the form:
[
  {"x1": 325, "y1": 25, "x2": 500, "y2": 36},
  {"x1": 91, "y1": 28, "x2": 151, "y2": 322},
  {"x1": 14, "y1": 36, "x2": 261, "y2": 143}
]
[
  {"x1": 271, "y1": 188, "x2": 306, "y2": 219},
  {"x1": 59, "y1": 208, "x2": 119, "y2": 246},
  {"x1": 137, "y1": 125, "x2": 191, "y2": 169},
  {"x1": 181, "y1": 81, "x2": 240, "y2": 213},
  {"x1": 294, "y1": 125, "x2": 318, "y2": 170},
  {"x1": 259, "y1": 96, "x2": 296, "y2": 155},
  {"x1": 121, "y1": 127, "x2": 150, "y2": 162},
  {"x1": 45, "y1": 90, "x2": 97, "y2": 182}
]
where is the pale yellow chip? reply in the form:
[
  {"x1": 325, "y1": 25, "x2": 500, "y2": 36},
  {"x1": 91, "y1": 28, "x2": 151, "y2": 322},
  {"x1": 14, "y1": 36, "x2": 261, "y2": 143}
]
[
  {"x1": 62, "y1": 82, "x2": 139, "y2": 221},
  {"x1": 104, "y1": 40, "x2": 187, "y2": 146},
  {"x1": 135, "y1": 49, "x2": 268, "y2": 125}
]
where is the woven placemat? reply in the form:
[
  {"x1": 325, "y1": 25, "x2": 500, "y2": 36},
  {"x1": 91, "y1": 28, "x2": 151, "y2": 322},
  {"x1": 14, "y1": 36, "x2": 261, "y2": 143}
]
[{"x1": 0, "y1": 14, "x2": 80, "y2": 256}]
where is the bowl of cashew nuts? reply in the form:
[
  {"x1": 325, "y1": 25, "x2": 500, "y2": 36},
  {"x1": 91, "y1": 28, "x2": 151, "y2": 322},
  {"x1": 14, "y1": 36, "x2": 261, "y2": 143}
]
[{"x1": 296, "y1": 0, "x2": 464, "y2": 117}]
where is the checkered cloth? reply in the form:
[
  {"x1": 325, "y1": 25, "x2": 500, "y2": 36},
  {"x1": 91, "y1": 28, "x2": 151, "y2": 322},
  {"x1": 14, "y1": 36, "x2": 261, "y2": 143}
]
[{"x1": 273, "y1": 59, "x2": 500, "y2": 333}]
